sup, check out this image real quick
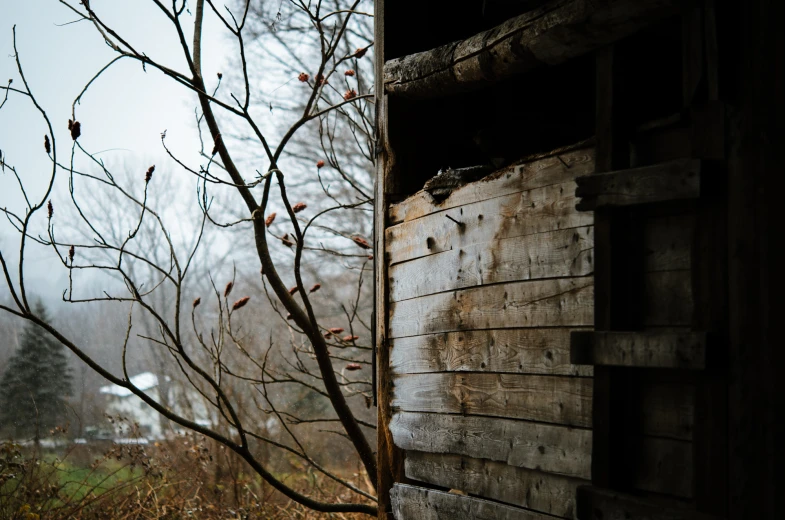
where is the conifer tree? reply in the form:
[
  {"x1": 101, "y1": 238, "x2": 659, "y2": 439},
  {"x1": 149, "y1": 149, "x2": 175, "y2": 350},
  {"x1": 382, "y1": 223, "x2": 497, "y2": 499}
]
[{"x1": 0, "y1": 302, "x2": 73, "y2": 439}]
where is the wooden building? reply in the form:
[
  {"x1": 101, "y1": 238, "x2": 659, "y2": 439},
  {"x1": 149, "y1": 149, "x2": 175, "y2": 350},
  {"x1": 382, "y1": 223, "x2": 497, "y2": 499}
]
[{"x1": 373, "y1": 1, "x2": 783, "y2": 519}]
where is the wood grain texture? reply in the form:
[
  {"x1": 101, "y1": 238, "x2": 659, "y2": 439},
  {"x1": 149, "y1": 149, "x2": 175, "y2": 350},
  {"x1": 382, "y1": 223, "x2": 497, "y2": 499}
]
[
  {"x1": 389, "y1": 277, "x2": 594, "y2": 339},
  {"x1": 643, "y1": 214, "x2": 693, "y2": 272},
  {"x1": 570, "y1": 331, "x2": 706, "y2": 370},
  {"x1": 389, "y1": 226, "x2": 594, "y2": 302},
  {"x1": 392, "y1": 372, "x2": 593, "y2": 427},
  {"x1": 388, "y1": 147, "x2": 595, "y2": 225},
  {"x1": 386, "y1": 181, "x2": 592, "y2": 265},
  {"x1": 405, "y1": 451, "x2": 588, "y2": 518},
  {"x1": 643, "y1": 270, "x2": 693, "y2": 326},
  {"x1": 390, "y1": 484, "x2": 554, "y2": 520},
  {"x1": 383, "y1": 0, "x2": 679, "y2": 99},
  {"x1": 390, "y1": 411, "x2": 592, "y2": 479},
  {"x1": 390, "y1": 328, "x2": 593, "y2": 377},
  {"x1": 575, "y1": 159, "x2": 702, "y2": 211}
]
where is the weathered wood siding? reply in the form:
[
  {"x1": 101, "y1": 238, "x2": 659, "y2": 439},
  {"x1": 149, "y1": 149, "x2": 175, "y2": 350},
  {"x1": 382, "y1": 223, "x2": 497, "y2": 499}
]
[{"x1": 385, "y1": 148, "x2": 596, "y2": 518}]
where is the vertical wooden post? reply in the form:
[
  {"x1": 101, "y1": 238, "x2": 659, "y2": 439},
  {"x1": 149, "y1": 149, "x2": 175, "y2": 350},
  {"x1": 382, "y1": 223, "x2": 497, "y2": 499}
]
[{"x1": 374, "y1": 1, "x2": 406, "y2": 517}]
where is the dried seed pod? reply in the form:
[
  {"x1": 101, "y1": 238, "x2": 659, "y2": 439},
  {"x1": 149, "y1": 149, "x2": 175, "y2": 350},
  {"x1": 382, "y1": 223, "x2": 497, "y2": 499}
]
[
  {"x1": 292, "y1": 202, "x2": 307, "y2": 213},
  {"x1": 354, "y1": 47, "x2": 368, "y2": 58},
  {"x1": 309, "y1": 283, "x2": 321, "y2": 293},
  {"x1": 342, "y1": 335, "x2": 359, "y2": 342},
  {"x1": 344, "y1": 69, "x2": 356, "y2": 77},
  {"x1": 329, "y1": 327, "x2": 344, "y2": 334},
  {"x1": 265, "y1": 212, "x2": 276, "y2": 227},
  {"x1": 298, "y1": 72, "x2": 309, "y2": 82},
  {"x1": 281, "y1": 234, "x2": 294, "y2": 247},
  {"x1": 232, "y1": 296, "x2": 250, "y2": 311},
  {"x1": 343, "y1": 89, "x2": 357, "y2": 101},
  {"x1": 47, "y1": 200, "x2": 53, "y2": 219},
  {"x1": 192, "y1": 297, "x2": 201, "y2": 308},
  {"x1": 352, "y1": 236, "x2": 371, "y2": 249},
  {"x1": 345, "y1": 363, "x2": 362, "y2": 371},
  {"x1": 217, "y1": 72, "x2": 223, "y2": 80},
  {"x1": 316, "y1": 160, "x2": 325, "y2": 169},
  {"x1": 224, "y1": 281, "x2": 233, "y2": 298},
  {"x1": 70, "y1": 121, "x2": 81, "y2": 140},
  {"x1": 68, "y1": 245, "x2": 75, "y2": 262},
  {"x1": 44, "y1": 135, "x2": 50, "y2": 154},
  {"x1": 145, "y1": 165, "x2": 155, "y2": 184},
  {"x1": 288, "y1": 286, "x2": 298, "y2": 295},
  {"x1": 324, "y1": 332, "x2": 333, "y2": 339}
]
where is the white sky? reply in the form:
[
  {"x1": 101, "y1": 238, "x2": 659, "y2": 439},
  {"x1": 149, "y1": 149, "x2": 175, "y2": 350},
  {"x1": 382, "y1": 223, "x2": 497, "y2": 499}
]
[{"x1": 0, "y1": 0, "x2": 233, "y2": 305}]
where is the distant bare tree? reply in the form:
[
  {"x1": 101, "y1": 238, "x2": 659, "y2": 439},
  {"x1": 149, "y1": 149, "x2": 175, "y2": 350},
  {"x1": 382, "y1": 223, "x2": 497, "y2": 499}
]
[{"x1": 0, "y1": 0, "x2": 376, "y2": 515}]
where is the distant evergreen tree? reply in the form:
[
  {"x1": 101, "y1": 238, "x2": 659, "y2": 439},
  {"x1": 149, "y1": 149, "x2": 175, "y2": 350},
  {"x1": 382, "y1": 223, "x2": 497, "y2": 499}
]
[{"x1": 0, "y1": 302, "x2": 73, "y2": 439}]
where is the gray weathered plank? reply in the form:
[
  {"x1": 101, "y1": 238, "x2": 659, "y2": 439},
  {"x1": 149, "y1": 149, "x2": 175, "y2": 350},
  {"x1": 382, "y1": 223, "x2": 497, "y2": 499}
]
[
  {"x1": 643, "y1": 214, "x2": 693, "y2": 272},
  {"x1": 392, "y1": 372, "x2": 593, "y2": 428},
  {"x1": 570, "y1": 331, "x2": 706, "y2": 369},
  {"x1": 628, "y1": 380, "x2": 695, "y2": 441},
  {"x1": 389, "y1": 226, "x2": 594, "y2": 302},
  {"x1": 389, "y1": 277, "x2": 594, "y2": 339},
  {"x1": 390, "y1": 411, "x2": 592, "y2": 479},
  {"x1": 575, "y1": 159, "x2": 702, "y2": 210},
  {"x1": 388, "y1": 147, "x2": 594, "y2": 225},
  {"x1": 386, "y1": 181, "x2": 592, "y2": 265},
  {"x1": 405, "y1": 451, "x2": 588, "y2": 519},
  {"x1": 383, "y1": 0, "x2": 680, "y2": 99},
  {"x1": 643, "y1": 270, "x2": 693, "y2": 326},
  {"x1": 390, "y1": 484, "x2": 554, "y2": 520},
  {"x1": 390, "y1": 328, "x2": 593, "y2": 377}
]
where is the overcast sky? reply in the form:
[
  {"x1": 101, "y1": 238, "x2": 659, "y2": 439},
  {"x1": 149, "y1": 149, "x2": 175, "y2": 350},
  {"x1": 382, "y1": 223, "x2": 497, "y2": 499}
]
[{"x1": 0, "y1": 1, "x2": 233, "y2": 307}]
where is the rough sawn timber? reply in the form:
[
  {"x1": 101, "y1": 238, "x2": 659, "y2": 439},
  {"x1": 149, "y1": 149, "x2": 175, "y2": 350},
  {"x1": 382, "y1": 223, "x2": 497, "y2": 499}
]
[
  {"x1": 405, "y1": 451, "x2": 588, "y2": 519},
  {"x1": 389, "y1": 226, "x2": 594, "y2": 302},
  {"x1": 392, "y1": 372, "x2": 593, "y2": 427},
  {"x1": 390, "y1": 328, "x2": 592, "y2": 377},
  {"x1": 383, "y1": 0, "x2": 680, "y2": 99},
  {"x1": 390, "y1": 411, "x2": 592, "y2": 479},
  {"x1": 390, "y1": 484, "x2": 555, "y2": 520},
  {"x1": 389, "y1": 277, "x2": 594, "y2": 338},
  {"x1": 388, "y1": 147, "x2": 595, "y2": 225}
]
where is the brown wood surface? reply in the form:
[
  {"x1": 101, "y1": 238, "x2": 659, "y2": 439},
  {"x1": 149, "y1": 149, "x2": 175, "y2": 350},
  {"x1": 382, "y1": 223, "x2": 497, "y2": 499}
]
[
  {"x1": 405, "y1": 451, "x2": 588, "y2": 519},
  {"x1": 570, "y1": 331, "x2": 706, "y2": 370},
  {"x1": 391, "y1": 483, "x2": 554, "y2": 520},
  {"x1": 389, "y1": 226, "x2": 594, "y2": 302},
  {"x1": 383, "y1": 0, "x2": 680, "y2": 99},
  {"x1": 388, "y1": 147, "x2": 595, "y2": 225},
  {"x1": 643, "y1": 270, "x2": 693, "y2": 327},
  {"x1": 577, "y1": 486, "x2": 720, "y2": 520},
  {"x1": 390, "y1": 411, "x2": 592, "y2": 479},
  {"x1": 621, "y1": 436, "x2": 694, "y2": 498},
  {"x1": 620, "y1": 376, "x2": 695, "y2": 441},
  {"x1": 575, "y1": 159, "x2": 702, "y2": 211},
  {"x1": 389, "y1": 277, "x2": 594, "y2": 338},
  {"x1": 392, "y1": 372, "x2": 593, "y2": 427},
  {"x1": 390, "y1": 328, "x2": 593, "y2": 377},
  {"x1": 386, "y1": 181, "x2": 592, "y2": 265}
]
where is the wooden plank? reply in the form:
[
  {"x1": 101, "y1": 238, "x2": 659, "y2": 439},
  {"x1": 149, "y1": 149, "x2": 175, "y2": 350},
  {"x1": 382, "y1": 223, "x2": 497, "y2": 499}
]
[
  {"x1": 382, "y1": 0, "x2": 680, "y2": 99},
  {"x1": 393, "y1": 372, "x2": 593, "y2": 428},
  {"x1": 390, "y1": 484, "x2": 554, "y2": 520},
  {"x1": 643, "y1": 214, "x2": 693, "y2": 272},
  {"x1": 405, "y1": 451, "x2": 588, "y2": 519},
  {"x1": 643, "y1": 271, "x2": 693, "y2": 327},
  {"x1": 622, "y1": 436, "x2": 694, "y2": 498},
  {"x1": 389, "y1": 277, "x2": 594, "y2": 339},
  {"x1": 386, "y1": 181, "x2": 592, "y2": 265},
  {"x1": 389, "y1": 226, "x2": 594, "y2": 302},
  {"x1": 390, "y1": 328, "x2": 593, "y2": 377},
  {"x1": 390, "y1": 411, "x2": 592, "y2": 479},
  {"x1": 570, "y1": 331, "x2": 706, "y2": 370},
  {"x1": 388, "y1": 147, "x2": 595, "y2": 225},
  {"x1": 577, "y1": 486, "x2": 721, "y2": 520},
  {"x1": 620, "y1": 376, "x2": 695, "y2": 441},
  {"x1": 575, "y1": 159, "x2": 702, "y2": 211}
]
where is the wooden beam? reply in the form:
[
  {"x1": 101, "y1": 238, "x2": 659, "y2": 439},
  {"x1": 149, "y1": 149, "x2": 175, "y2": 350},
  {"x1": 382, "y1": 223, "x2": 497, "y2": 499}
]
[
  {"x1": 383, "y1": 0, "x2": 680, "y2": 99},
  {"x1": 390, "y1": 484, "x2": 554, "y2": 520},
  {"x1": 571, "y1": 331, "x2": 707, "y2": 369},
  {"x1": 575, "y1": 158, "x2": 702, "y2": 211},
  {"x1": 390, "y1": 411, "x2": 592, "y2": 479}
]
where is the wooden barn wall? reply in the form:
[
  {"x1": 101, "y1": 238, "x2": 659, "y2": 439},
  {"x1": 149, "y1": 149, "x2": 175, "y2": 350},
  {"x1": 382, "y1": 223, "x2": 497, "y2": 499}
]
[{"x1": 384, "y1": 148, "x2": 596, "y2": 519}]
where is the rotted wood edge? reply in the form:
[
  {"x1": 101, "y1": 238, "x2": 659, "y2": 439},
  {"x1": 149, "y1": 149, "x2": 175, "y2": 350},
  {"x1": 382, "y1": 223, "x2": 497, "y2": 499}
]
[
  {"x1": 570, "y1": 331, "x2": 707, "y2": 370},
  {"x1": 383, "y1": 0, "x2": 681, "y2": 99}
]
